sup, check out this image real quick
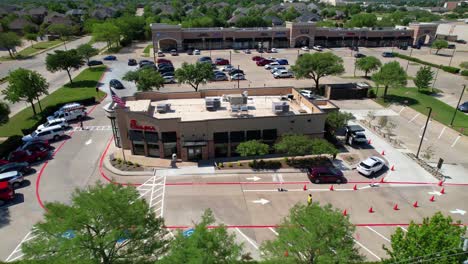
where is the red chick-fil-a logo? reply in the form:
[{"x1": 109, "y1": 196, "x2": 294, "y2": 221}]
[{"x1": 130, "y1": 119, "x2": 156, "y2": 131}]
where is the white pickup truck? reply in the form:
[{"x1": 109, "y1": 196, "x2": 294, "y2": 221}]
[{"x1": 47, "y1": 106, "x2": 86, "y2": 122}]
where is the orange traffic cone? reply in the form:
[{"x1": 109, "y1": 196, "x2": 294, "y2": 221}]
[
  {"x1": 329, "y1": 185, "x2": 334, "y2": 191},
  {"x1": 379, "y1": 177, "x2": 385, "y2": 183},
  {"x1": 391, "y1": 165, "x2": 395, "y2": 171},
  {"x1": 438, "y1": 180, "x2": 443, "y2": 186},
  {"x1": 303, "y1": 184, "x2": 307, "y2": 191},
  {"x1": 381, "y1": 150, "x2": 385, "y2": 155},
  {"x1": 413, "y1": 201, "x2": 419, "y2": 208},
  {"x1": 440, "y1": 188, "x2": 445, "y2": 194},
  {"x1": 368, "y1": 139, "x2": 372, "y2": 144},
  {"x1": 368, "y1": 206, "x2": 374, "y2": 213},
  {"x1": 284, "y1": 250, "x2": 289, "y2": 257},
  {"x1": 343, "y1": 209, "x2": 347, "y2": 216},
  {"x1": 353, "y1": 184, "x2": 357, "y2": 191},
  {"x1": 393, "y1": 204, "x2": 399, "y2": 210},
  {"x1": 429, "y1": 195, "x2": 435, "y2": 202}
]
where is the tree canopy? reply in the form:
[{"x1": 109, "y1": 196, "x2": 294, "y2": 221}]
[
  {"x1": 345, "y1": 13, "x2": 377, "y2": 28},
  {"x1": 355, "y1": 56, "x2": 382, "y2": 77},
  {"x1": 76, "y1": 44, "x2": 99, "y2": 64},
  {"x1": 45, "y1": 49, "x2": 85, "y2": 84},
  {"x1": 372, "y1": 61, "x2": 407, "y2": 99},
  {"x1": 384, "y1": 212, "x2": 466, "y2": 263},
  {"x1": 236, "y1": 140, "x2": 270, "y2": 157},
  {"x1": 123, "y1": 68, "x2": 165, "y2": 92},
  {"x1": 262, "y1": 203, "x2": 364, "y2": 263},
  {"x1": 174, "y1": 62, "x2": 214, "y2": 92},
  {"x1": 291, "y1": 52, "x2": 344, "y2": 92},
  {"x1": 326, "y1": 111, "x2": 355, "y2": 136},
  {"x1": 414, "y1": 66, "x2": 434, "y2": 92},
  {"x1": 0, "y1": 32, "x2": 22, "y2": 58},
  {"x1": 22, "y1": 183, "x2": 169, "y2": 264},
  {"x1": 431, "y1": 39, "x2": 448, "y2": 55},
  {"x1": 274, "y1": 134, "x2": 315, "y2": 156},
  {"x1": 92, "y1": 22, "x2": 122, "y2": 49},
  {"x1": 3, "y1": 68, "x2": 49, "y2": 116}
]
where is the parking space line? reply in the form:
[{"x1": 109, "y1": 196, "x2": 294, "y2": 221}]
[
  {"x1": 235, "y1": 228, "x2": 259, "y2": 250},
  {"x1": 398, "y1": 106, "x2": 405, "y2": 114},
  {"x1": 268, "y1": 227, "x2": 279, "y2": 236},
  {"x1": 365, "y1": 227, "x2": 391, "y2": 243},
  {"x1": 397, "y1": 225, "x2": 408, "y2": 232},
  {"x1": 408, "y1": 113, "x2": 420, "y2": 123},
  {"x1": 438, "y1": 127, "x2": 446, "y2": 139},
  {"x1": 5, "y1": 231, "x2": 33, "y2": 262},
  {"x1": 451, "y1": 135, "x2": 461, "y2": 148},
  {"x1": 353, "y1": 238, "x2": 382, "y2": 261}
]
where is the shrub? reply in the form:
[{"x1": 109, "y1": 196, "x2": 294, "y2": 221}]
[
  {"x1": 394, "y1": 53, "x2": 460, "y2": 74},
  {"x1": 441, "y1": 66, "x2": 460, "y2": 74},
  {"x1": 238, "y1": 161, "x2": 243, "y2": 166},
  {"x1": 126, "y1": 161, "x2": 133, "y2": 166},
  {"x1": 460, "y1": 70, "x2": 468, "y2": 76},
  {"x1": 460, "y1": 62, "x2": 468, "y2": 69},
  {"x1": 248, "y1": 159, "x2": 282, "y2": 170},
  {"x1": 368, "y1": 89, "x2": 376, "y2": 98},
  {"x1": 227, "y1": 162, "x2": 233, "y2": 167}
]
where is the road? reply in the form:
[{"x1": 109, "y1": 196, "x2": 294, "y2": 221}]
[{"x1": 0, "y1": 36, "x2": 106, "y2": 117}]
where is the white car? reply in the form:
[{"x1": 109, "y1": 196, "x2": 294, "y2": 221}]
[
  {"x1": 273, "y1": 70, "x2": 293, "y2": 78},
  {"x1": 37, "y1": 118, "x2": 68, "y2": 130},
  {"x1": 270, "y1": 48, "x2": 278, "y2": 53},
  {"x1": 230, "y1": 73, "x2": 245, "y2": 80},
  {"x1": 300, "y1": 90, "x2": 313, "y2": 98},
  {"x1": 22, "y1": 125, "x2": 65, "y2": 142},
  {"x1": 356, "y1": 156, "x2": 385, "y2": 176},
  {"x1": 221, "y1": 65, "x2": 235, "y2": 72},
  {"x1": 264, "y1": 62, "x2": 280, "y2": 70},
  {"x1": 301, "y1": 46, "x2": 309, "y2": 51},
  {"x1": 163, "y1": 76, "x2": 175, "y2": 84},
  {"x1": 194, "y1": 49, "x2": 201, "y2": 55},
  {"x1": 313, "y1": 45, "x2": 323, "y2": 51},
  {"x1": 270, "y1": 66, "x2": 286, "y2": 73}
]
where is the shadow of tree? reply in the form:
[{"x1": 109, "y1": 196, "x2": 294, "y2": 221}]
[
  {"x1": 384, "y1": 94, "x2": 419, "y2": 106},
  {"x1": 64, "y1": 80, "x2": 98, "y2": 89},
  {"x1": 0, "y1": 207, "x2": 10, "y2": 229}
]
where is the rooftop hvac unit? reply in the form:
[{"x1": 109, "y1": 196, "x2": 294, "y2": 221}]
[
  {"x1": 229, "y1": 94, "x2": 248, "y2": 105},
  {"x1": 205, "y1": 97, "x2": 221, "y2": 110},
  {"x1": 157, "y1": 103, "x2": 171, "y2": 113},
  {"x1": 272, "y1": 101, "x2": 289, "y2": 114}
]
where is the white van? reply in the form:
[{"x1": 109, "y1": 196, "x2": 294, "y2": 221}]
[
  {"x1": 47, "y1": 108, "x2": 86, "y2": 122},
  {"x1": 22, "y1": 125, "x2": 66, "y2": 142},
  {"x1": 59, "y1": 103, "x2": 83, "y2": 111},
  {"x1": 37, "y1": 118, "x2": 68, "y2": 130}
]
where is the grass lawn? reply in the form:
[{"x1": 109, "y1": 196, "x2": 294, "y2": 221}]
[
  {"x1": 142, "y1": 44, "x2": 151, "y2": 57},
  {"x1": 0, "y1": 40, "x2": 63, "y2": 60},
  {"x1": 0, "y1": 66, "x2": 107, "y2": 137},
  {"x1": 374, "y1": 87, "x2": 468, "y2": 135}
]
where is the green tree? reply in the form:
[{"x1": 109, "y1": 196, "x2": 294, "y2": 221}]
[
  {"x1": 383, "y1": 212, "x2": 466, "y2": 263},
  {"x1": 372, "y1": 61, "x2": 407, "y2": 99},
  {"x1": 0, "y1": 32, "x2": 22, "y2": 58},
  {"x1": 234, "y1": 16, "x2": 269, "y2": 27},
  {"x1": 431, "y1": 39, "x2": 448, "y2": 55},
  {"x1": 274, "y1": 134, "x2": 315, "y2": 156},
  {"x1": 345, "y1": 13, "x2": 377, "y2": 28},
  {"x1": 159, "y1": 209, "x2": 243, "y2": 264},
  {"x1": 46, "y1": 49, "x2": 85, "y2": 84},
  {"x1": 262, "y1": 203, "x2": 364, "y2": 263},
  {"x1": 92, "y1": 22, "x2": 121, "y2": 49},
  {"x1": 3, "y1": 68, "x2": 49, "y2": 115},
  {"x1": 459, "y1": 61, "x2": 468, "y2": 69},
  {"x1": 123, "y1": 68, "x2": 164, "y2": 92},
  {"x1": 355, "y1": 56, "x2": 382, "y2": 77},
  {"x1": 115, "y1": 16, "x2": 146, "y2": 42},
  {"x1": 25, "y1": 33, "x2": 38, "y2": 48},
  {"x1": 282, "y1": 7, "x2": 300, "y2": 21},
  {"x1": 174, "y1": 62, "x2": 214, "y2": 92},
  {"x1": 326, "y1": 111, "x2": 355, "y2": 135},
  {"x1": 414, "y1": 66, "x2": 434, "y2": 92},
  {"x1": 76, "y1": 44, "x2": 99, "y2": 64},
  {"x1": 0, "y1": 101, "x2": 10, "y2": 125},
  {"x1": 236, "y1": 140, "x2": 270, "y2": 157},
  {"x1": 22, "y1": 184, "x2": 169, "y2": 264},
  {"x1": 291, "y1": 52, "x2": 344, "y2": 92},
  {"x1": 311, "y1": 139, "x2": 338, "y2": 157},
  {"x1": 47, "y1": 24, "x2": 77, "y2": 48}
]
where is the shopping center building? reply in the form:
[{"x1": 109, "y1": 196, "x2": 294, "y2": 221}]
[
  {"x1": 151, "y1": 22, "x2": 437, "y2": 51},
  {"x1": 105, "y1": 87, "x2": 338, "y2": 162}
]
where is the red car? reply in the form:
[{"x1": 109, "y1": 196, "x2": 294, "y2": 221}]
[
  {"x1": 307, "y1": 166, "x2": 346, "y2": 184},
  {"x1": 9, "y1": 149, "x2": 49, "y2": 164},
  {"x1": 256, "y1": 59, "x2": 273, "y2": 66},
  {"x1": 215, "y1": 58, "x2": 229, "y2": 65},
  {"x1": 0, "y1": 181, "x2": 15, "y2": 206},
  {"x1": 157, "y1": 59, "x2": 172, "y2": 64},
  {"x1": 251, "y1": 56, "x2": 263, "y2": 61}
]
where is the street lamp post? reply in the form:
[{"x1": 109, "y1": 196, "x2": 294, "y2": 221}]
[
  {"x1": 416, "y1": 107, "x2": 432, "y2": 159},
  {"x1": 450, "y1": 84, "x2": 466, "y2": 127}
]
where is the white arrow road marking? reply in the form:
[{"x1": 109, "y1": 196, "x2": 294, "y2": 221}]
[
  {"x1": 246, "y1": 176, "x2": 261, "y2": 181},
  {"x1": 428, "y1": 191, "x2": 442, "y2": 196},
  {"x1": 85, "y1": 139, "x2": 92, "y2": 145},
  {"x1": 252, "y1": 198, "x2": 270, "y2": 205},
  {"x1": 450, "y1": 209, "x2": 466, "y2": 215}
]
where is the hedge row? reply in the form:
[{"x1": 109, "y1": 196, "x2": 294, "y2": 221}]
[
  {"x1": 461, "y1": 70, "x2": 468, "y2": 77},
  {"x1": 393, "y1": 53, "x2": 461, "y2": 74},
  {"x1": 248, "y1": 159, "x2": 282, "y2": 170}
]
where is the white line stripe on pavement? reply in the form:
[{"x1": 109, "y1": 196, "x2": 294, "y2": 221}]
[
  {"x1": 398, "y1": 106, "x2": 405, "y2": 114},
  {"x1": 451, "y1": 135, "x2": 461, "y2": 147},
  {"x1": 353, "y1": 239, "x2": 382, "y2": 261},
  {"x1": 397, "y1": 225, "x2": 408, "y2": 232},
  {"x1": 438, "y1": 127, "x2": 446, "y2": 139},
  {"x1": 408, "y1": 113, "x2": 420, "y2": 123},
  {"x1": 269, "y1": 227, "x2": 279, "y2": 236},
  {"x1": 235, "y1": 228, "x2": 259, "y2": 250},
  {"x1": 366, "y1": 226, "x2": 390, "y2": 243}
]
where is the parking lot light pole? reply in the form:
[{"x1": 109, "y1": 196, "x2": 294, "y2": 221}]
[
  {"x1": 448, "y1": 46, "x2": 456, "y2": 67},
  {"x1": 405, "y1": 47, "x2": 414, "y2": 72},
  {"x1": 237, "y1": 65, "x2": 240, "y2": 89},
  {"x1": 416, "y1": 107, "x2": 432, "y2": 159},
  {"x1": 450, "y1": 84, "x2": 466, "y2": 127}
]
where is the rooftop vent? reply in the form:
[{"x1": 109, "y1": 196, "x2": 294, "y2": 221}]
[
  {"x1": 205, "y1": 97, "x2": 221, "y2": 111},
  {"x1": 157, "y1": 103, "x2": 171, "y2": 113},
  {"x1": 229, "y1": 94, "x2": 248, "y2": 105},
  {"x1": 272, "y1": 101, "x2": 289, "y2": 114}
]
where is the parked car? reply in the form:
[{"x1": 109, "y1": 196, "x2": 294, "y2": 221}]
[
  {"x1": 103, "y1": 55, "x2": 117, "y2": 61},
  {"x1": 19, "y1": 140, "x2": 53, "y2": 151},
  {"x1": 139, "y1": 60, "x2": 155, "y2": 68},
  {"x1": 9, "y1": 149, "x2": 49, "y2": 164},
  {"x1": 37, "y1": 118, "x2": 68, "y2": 130},
  {"x1": 156, "y1": 59, "x2": 171, "y2": 64},
  {"x1": 458, "y1": 101, "x2": 468, "y2": 113},
  {"x1": 221, "y1": 65, "x2": 235, "y2": 72},
  {"x1": 357, "y1": 156, "x2": 385, "y2": 176},
  {"x1": 110, "y1": 79, "x2": 124, "y2": 89},
  {"x1": 345, "y1": 125, "x2": 367, "y2": 145},
  {"x1": 0, "y1": 162, "x2": 32, "y2": 175},
  {"x1": 300, "y1": 90, "x2": 314, "y2": 98},
  {"x1": 198, "y1": 56, "x2": 212, "y2": 63},
  {"x1": 273, "y1": 70, "x2": 293, "y2": 78},
  {"x1": 229, "y1": 69, "x2": 244, "y2": 76},
  {"x1": 0, "y1": 181, "x2": 15, "y2": 206},
  {"x1": 312, "y1": 45, "x2": 323, "y2": 51},
  {"x1": 354, "y1": 53, "x2": 366, "y2": 58},
  {"x1": 244, "y1": 49, "x2": 251, "y2": 54},
  {"x1": 212, "y1": 74, "x2": 228, "y2": 81},
  {"x1": 256, "y1": 59, "x2": 273, "y2": 66},
  {"x1": 270, "y1": 48, "x2": 278, "y2": 53},
  {"x1": 157, "y1": 51, "x2": 165, "y2": 57},
  {"x1": 186, "y1": 49, "x2": 193, "y2": 55},
  {"x1": 141, "y1": 64, "x2": 157, "y2": 71},
  {"x1": 301, "y1": 46, "x2": 309, "y2": 51},
  {"x1": 251, "y1": 56, "x2": 263, "y2": 61},
  {"x1": 456, "y1": 39, "x2": 467, "y2": 44},
  {"x1": 0, "y1": 171, "x2": 24, "y2": 188},
  {"x1": 230, "y1": 73, "x2": 245, "y2": 80},
  {"x1": 264, "y1": 62, "x2": 280, "y2": 70},
  {"x1": 87, "y1": 60, "x2": 103, "y2": 67},
  {"x1": 128, "y1": 59, "x2": 137, "y2": 66},
  {"x1": 158, "y1": 65, "x2": 175, "y2": 73},
  {"x1": 170, "y1": 49, "x2": 178, "y2": 56},
  {"x1": 22, "y1": 125, "x2": 66, "y2": 142},
  {"x1": 270, "y1": 66, "x2": 286, "y2": 74},
  {"x1": 161, "y1": 71, "x2": 174, "y2": 77},
  {"x1": 163, "y1": 76, "x2": 176, "y2": 84},
  {"x1": 194, "y1": 49, "x2": 201, "y2": 55},
  {"x1": 412, "y1": 44, "x2": 421, "y2": 49},
  {"x1": 382, "y1": 52, "x2": 394, "y2": 57},
  {"x1": 47, "y1": 107, "x2": 86, "y2": 122},
  {"x1": 215, "y1": 58, "x2": 229, "y2": 65},
  {"x1": 276, "y1": 59, "x2": 289, "y2": 65},
  {"x1": 257, "y1": 48, "x2": 264, "y2": 53},
  {"x1": 307, "y1": 167, "x2": 345, "y2": 184},
  {"x1": 448, "y1": 44, "x2": 456, "y2": 49}
]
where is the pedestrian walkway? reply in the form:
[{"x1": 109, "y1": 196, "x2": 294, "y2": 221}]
[
  {"x1": 73, "y1": 125, "x2": 112, "y2": 131},
  {"x1": 136, "y1": 171, "x2": 166, "y2": 217}
]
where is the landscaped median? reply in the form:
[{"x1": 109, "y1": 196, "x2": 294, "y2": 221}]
[
  {"x1": 393, "y1": 52, "x2": 461, "y2": 74},
  {"x1": 0, "y1": 65, "x2": 107, "y2": 138},
  {"x1": 373, "y1": 87, "x2": 468, "y2": 136}
]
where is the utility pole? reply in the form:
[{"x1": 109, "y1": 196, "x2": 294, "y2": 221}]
[
  {"x1": 405, "y1": 46, "x2": 414, "y2": 72},
  {"x1": 416, "y1": 107, "x2": 432, "y2": 159},
  {"x1": 450, "y1": 84, "x2": 466, "y2": 126}
]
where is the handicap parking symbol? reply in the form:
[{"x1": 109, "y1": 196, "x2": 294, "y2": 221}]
[{"x1": 183, "y1": 228, "x2": 194, "y2": 237}]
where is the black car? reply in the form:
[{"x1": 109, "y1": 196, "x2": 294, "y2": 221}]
[
  {"x1": 87, "y1": 60, "x2": 103, "y2": 67},
  {"x1": 109, "y1": 79, "x2": 124, "y2": 89},
  {"x1": 458, "y1": 101, "x2": 468, "y2": 113},
  {"x1": 170, "y1": 49, "x2": 178, "y2": 56},
  {"x1": 159, "y1": 67, "x2": 175, "y2": 74},
  {"x1": 140, "y1": 64, "x2": 157, "y2": 71},
  {"x1": 128, "y1": 59, "x2": 137, "y2": 66},
  {"x1": 229, "y1": 69, "x2": 244, "y2": 76},
  {"x1": 198, "y1": 56, "x2": 212, "y2": 63},
  {"x1": 0, "y1": 162, "x2": 32, "y2": 175},
  {"x1": 448, "y1": 44, "x2": 456, "y2": 49},
  {"x1": 354, "y1": 53, "x2": 366, "y2": 58},
  {"x1": 161, "y1": 72, "x2": 174, "y2": 77},
  {"x1": 139, "y1": 59, "x2": 153, "y2": 66},
  {"x1": 187, "y1": 49, "x2": 194, "y2": 55},
  {"x1": 158, "y1": 62, "x2": 173, "y2": 68},
  {"x1": 456, "y1": 39, "x2": 466, "y2": 44}
]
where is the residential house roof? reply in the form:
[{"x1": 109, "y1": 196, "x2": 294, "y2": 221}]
[
  {"x1": 307, "y1": 3, "x2": 320, "y2": 11},
  {"x1": 213, "y1": 2, "x2": 230, "y2": 8},
  {"x1": 234, "y1": 7, "x2": 250, "y2": 15},
  {"x1": 0, "y1": 8, "x2": 8, "y2": 18},
  {"x1": 91, "y1": 7, "x2": 116, "y2": 20},
  {"x1": 295, "y1": 12, "x2": 322, "y2": 22},
  {"x1": 27, "y1": 6, "x2": 48, "y2": 16},
  {"x1": 66, "y1": 9, "x2": 85, "y2": 16},
  {"x1": 8, "y1": 17, "x2": 38, "y2": 31},
  {"x1": 263, "y1": 15, "x2": 284, "y2": 26},
  {"x1": 333, "y1": 10, "x2": 345, "y2": 19},
  {"x1": 228, "y1": 14, "x2": 245, "y2": 24},
  {"x1": 44, "y1": 12, "x2": 73, "y2": 26},
  {"x1": 282, "y1": 2, "x2": 308, "y2": 12}
]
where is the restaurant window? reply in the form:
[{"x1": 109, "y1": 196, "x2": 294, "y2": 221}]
[
  {"x1": 213, "y1": 132, "x2": 229, "y2": 143},
  {"x1": 246, "y1": 130, "x2": 261, "y2": 141},
  {"x1": 262, "y1": 129, "x2": 277, "y2": 141},
  {"x1": 187, "y1": 147, "x2": 203, "y2": 161},
  {"x1": 214, "y1": 132, "x2": 229, "y2": 158},
  {"x1": 230, "y1": 131, "x2": 245, "y2": 142},
  {"x1": 128, "y1": 130, "x2": 145, "y2": 155},
  {"x1": 145, "y1": 132, "x2": 160, "y2": 157},
  {"x1": 162, "y1": 132, "x2": 177, "y2": 158}
]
